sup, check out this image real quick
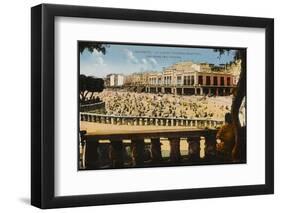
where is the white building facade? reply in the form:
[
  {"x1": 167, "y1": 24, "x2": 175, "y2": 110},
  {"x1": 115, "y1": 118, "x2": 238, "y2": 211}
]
[
  {"x1": 108, "y1": 74, "x2": 124, "y2": 87},
  {"x1": 145, "y1": 61, "x2": 240, "y2": 96}
]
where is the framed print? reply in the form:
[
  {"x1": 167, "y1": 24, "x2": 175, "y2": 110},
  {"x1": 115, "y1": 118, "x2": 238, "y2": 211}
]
[{"x1": 31, "y1": 4, "x2": 274, "y2": 209}]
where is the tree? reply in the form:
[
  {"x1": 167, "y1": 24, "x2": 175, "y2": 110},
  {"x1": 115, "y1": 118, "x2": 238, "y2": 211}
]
[
  {"x1": 79, "y1": 42, "x2": 108, "y2": 103},
  {"x1": 214, "y1": 48, "x2": 246, "y2": 162},
  {"x1": 79, "y1": 75, "x2": 104, "y2": 103},
  {"x1": 79, "y1": 42, "x2": 108, "y2": 55}
]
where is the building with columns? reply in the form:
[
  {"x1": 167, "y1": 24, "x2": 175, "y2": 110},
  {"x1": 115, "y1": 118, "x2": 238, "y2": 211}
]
[{"x1": 145, "y1": 60, "x2": 241, "y2": 96}]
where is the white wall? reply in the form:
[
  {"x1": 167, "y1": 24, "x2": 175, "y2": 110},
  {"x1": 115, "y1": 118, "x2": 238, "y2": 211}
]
[
  {"x1": 110, "y1": 74, "x2": 115, "y2": 86},
  {"x1": 117, "y1": 75, "x2": 124, "y2": 86},
  {"x1": 0, "y1": 0, "x2": 279, "y2": 212}
]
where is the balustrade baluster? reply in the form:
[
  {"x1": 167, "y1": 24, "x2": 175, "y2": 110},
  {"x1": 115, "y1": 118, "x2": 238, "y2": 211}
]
[
  {"x1": 204, "y1": 131, "x2": 217, "y2": 161},
  {"x1": 150, "y1": 138, "x2": 163, "y2": 163},
  {"x1": 132, "y1": 118, "x2": 135, "y2": 125},
  {"x1": 143, "y1": 118, "x2": 146, "y2": 126},
  {"x1": 204, "y1": 120, "x2": 207, "y2": 127},
  {"x1": 169, "y1": 138, "x2": 181, "y2": 162},
  {"x1": 85, "y1": 137, "x2": 99, "y2": 169},
  {"x1": 155, "y1": 118, "x2": 158, "y2": 126},
  {"x1": 131, "y1": 139, "x2": 145, "y2": 166},
  {"x1": 140, "y1": 118, "x2": 144, "y2": 125},
  {"x1": 188, "y1": 137, "x2": 200, "y2": 161},
  {"x1": 110, "y1": 140, "x2": 124, "y2": 168}
]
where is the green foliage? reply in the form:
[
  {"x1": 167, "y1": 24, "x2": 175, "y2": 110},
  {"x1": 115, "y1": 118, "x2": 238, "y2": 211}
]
[
  {"x1": 79, "y1": 74, "x2": 104, "y2": 102},
  {"x1": 79, "y1": 42, "x2": 108, "y2": 102},
  {"x1": 213, "y1": 48, "x2": 245, "y2": 62},
  {"x1": 79, "y1": 42, "x2": 108, "y2": 55}
]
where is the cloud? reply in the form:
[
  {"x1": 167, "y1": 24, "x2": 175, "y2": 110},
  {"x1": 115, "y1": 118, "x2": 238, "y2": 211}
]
[
  {"x1": 123, "y1": 49, "x2": 159, "y2": 71},
  {"x1": 96, "y1": 56, "x2": 104, "y2": 65},
  {"x1": 138, "y1": 57, "x2": 159, "y2": 71},
  {"x1": 141, "y1": 57, "x2": 158, "y2": 69},
  {"x1": 124, "y1": 49, "x2": 139, "y2": 64},
  {"x1": 141, "y1": 58, "x2": 147, "y2": 64},
  {"x1": 92, "y1": 51, "x2": 105, "y2": 65},
  {"x1": 148, "y1": 57, "x2": 158, "y2": 68}
]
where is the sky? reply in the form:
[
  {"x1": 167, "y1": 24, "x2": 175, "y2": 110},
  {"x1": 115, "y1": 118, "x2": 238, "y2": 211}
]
[{"x1": 80, "y1": 43, "x2": 237, "y2": 78}]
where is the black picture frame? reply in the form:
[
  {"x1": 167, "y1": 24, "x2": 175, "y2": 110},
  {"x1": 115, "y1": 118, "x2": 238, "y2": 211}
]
[{"x1": 31, "y1": 3, "x2": 274, "y2": 209}]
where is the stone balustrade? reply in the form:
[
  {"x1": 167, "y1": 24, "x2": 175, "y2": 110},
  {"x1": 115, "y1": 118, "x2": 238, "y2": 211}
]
[
  {"x1": 79, "y1": 129, "x2": 219, "y2": 169},
  {"x1": 80, "y1": 112, "x2": 223, "y2": 129}
]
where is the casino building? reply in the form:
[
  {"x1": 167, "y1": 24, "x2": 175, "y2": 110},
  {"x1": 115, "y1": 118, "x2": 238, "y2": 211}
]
[{"x1": 145, "y1": 60, "x2": 241, "y2": 96}]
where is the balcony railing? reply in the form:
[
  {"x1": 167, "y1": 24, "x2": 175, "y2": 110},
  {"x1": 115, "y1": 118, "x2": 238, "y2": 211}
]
[
  {"x1": 79, "y1": 128, "x2": 220, "y2": 169},
  {"x1": 80, "y1": 112, "x2": 224, "y2": 129}
]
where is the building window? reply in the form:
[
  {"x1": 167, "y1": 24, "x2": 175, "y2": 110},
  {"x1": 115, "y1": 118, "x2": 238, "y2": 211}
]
[
  {"x1": 165, "y1": 76, "x2": 171, "y2": 85},
  {"x1": 220, "y1": 77, "x2": 225, "y2": 86},
  {"x1": 158, "y1": 77, "x2": 161, "y2": 84},
  {"x1": 198, "y1": 76, "x2": 203, "y2": 85},
  {"x1": 177, "y1": 76, "x2": 182, "y2": 85},
  {"x1": 227, "y1": 77, "x2": 231, "y2": 86},
  {"x1": 206, "y1": 76, "x2": 211, "y2": 85},
  {"x1": 191, "y1": 76, "x2": 194, "y2": 85},
  {"x1": 213, "y1": 76, "x2": 218, "y2": 85},
  {"x1": 187, "y1": 76, "x2": 191, "y2": 85},
  {"x1": 184, "y1": 76, "x2": 187, "y2": 85}
]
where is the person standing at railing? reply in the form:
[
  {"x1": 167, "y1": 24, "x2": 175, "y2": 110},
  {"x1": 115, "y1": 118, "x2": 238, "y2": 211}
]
[{"x1": 216, "y1": 113, "x2": 235, "y2": 161}]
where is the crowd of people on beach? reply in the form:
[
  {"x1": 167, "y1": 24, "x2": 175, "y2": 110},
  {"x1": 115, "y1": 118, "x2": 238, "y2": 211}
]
[{"x1": 90, "y1": 90, "x2": 233, "y2": 120}]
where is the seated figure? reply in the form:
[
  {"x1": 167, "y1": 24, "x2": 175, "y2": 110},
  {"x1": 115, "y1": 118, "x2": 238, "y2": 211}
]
[{"x1": 216, "y1": 113, "x2": 235, "y2": 161}]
